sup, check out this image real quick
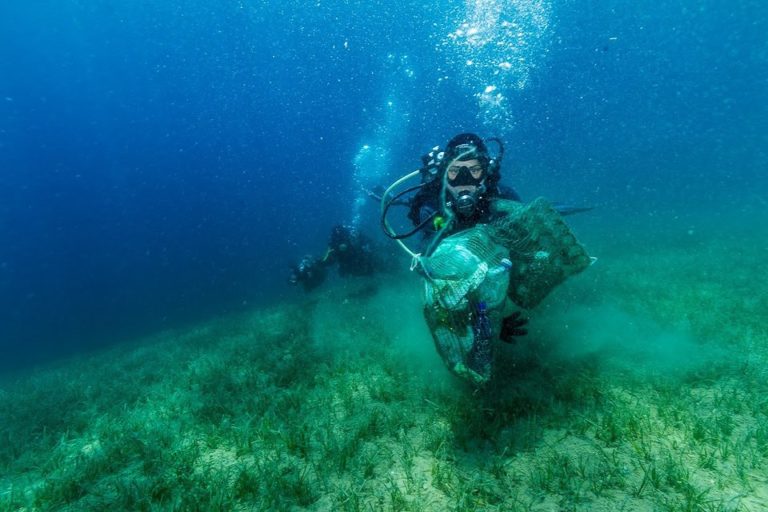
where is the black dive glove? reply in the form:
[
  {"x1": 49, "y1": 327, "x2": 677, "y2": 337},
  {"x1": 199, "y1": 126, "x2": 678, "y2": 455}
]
[{"x1": 499, "y1": 311, "x2": 528, "y2": 344}]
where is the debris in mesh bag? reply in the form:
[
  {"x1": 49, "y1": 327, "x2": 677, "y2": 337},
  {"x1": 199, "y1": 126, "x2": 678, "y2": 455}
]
[{"x1": 420, "y1": 197, "x2": 592, "y2": 384}]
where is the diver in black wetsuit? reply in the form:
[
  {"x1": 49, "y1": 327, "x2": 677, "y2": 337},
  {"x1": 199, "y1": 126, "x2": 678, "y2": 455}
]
[
  {"x1": 288, "y1": 225, "x2": 376, "y2": 292},
  {"x1": 407, "y1": 133, "x2": 522, "y2": 240},
  {"x1": 378, "y1": 132, "x2": 595, "y2": 383},
  {"x1": 405, "y1": 133, "x2": 530, "y2": 346},
  {"x1": 323, "y1": 224, "x2": 375, "y2": 277}
]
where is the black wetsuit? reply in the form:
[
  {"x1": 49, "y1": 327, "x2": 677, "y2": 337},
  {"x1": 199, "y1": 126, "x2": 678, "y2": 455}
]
[{"x1": 325, "y1": 225, "x2": 375, "y2": 277}]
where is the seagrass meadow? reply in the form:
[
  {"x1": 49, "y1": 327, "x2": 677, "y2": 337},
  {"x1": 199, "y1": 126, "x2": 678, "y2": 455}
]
[
  {"x1": 2, "y1": 219, "x2": 768, "y2": 512},
  {"x1": 2, "y1": 0, "x2": 767, "y2": 509}
]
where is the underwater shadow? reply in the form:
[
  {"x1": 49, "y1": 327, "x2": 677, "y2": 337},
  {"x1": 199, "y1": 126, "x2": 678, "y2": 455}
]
[{"x1": 443, "y1": 337, "x2": 605, "y2": 457}]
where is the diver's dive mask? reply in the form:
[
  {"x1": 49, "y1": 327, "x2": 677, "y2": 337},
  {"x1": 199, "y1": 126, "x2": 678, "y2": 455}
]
[
  {"x1": 447, "y1": 164, "x2": 484, "y2": 186},
  {"x1": 445, "y1": 158, "x2": 487, "y2": 217}
]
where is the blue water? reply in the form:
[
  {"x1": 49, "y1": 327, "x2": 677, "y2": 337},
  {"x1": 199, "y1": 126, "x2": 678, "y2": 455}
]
[{"x1": 1, "y1": 0, "x2": 766, "y2": 371}]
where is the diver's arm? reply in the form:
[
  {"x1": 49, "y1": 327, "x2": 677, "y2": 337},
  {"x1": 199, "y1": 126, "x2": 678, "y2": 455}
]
[
  {"x1": 407, "y1": 188, "x2": 439, "y2": 227},
  {"x1": 498, "y1": 184, "x2": 593, "y2": 216},
  {"x1": 497, "y1": 184, "x2": 522, "y2": 202},
  {"x1": 407, "y1": 198, "x2": 422, "y2": 227},
  {"x1": 321, "y1": 247, "x2": 337, "y2": 266},
  {"x1": 364, "y1": 186, "x2": 410, "y2": 206}
]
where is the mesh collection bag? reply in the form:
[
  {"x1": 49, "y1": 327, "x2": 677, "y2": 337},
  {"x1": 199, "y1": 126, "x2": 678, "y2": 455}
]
[
  {"x1": 421, "y1": 197, "x2": 591, "y2": 383},
  {"x1": 490, "y1": 197, "x2": 593, "y2": 309}
]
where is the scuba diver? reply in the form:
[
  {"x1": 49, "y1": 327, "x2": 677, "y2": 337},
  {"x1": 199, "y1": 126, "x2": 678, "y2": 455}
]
[
  {"x1": 379, "y1": 132, "x2": 593, "y2": 385},
  {"x1": 381, "y1": 133, "x2": 530, "y2": 377},
  {"x1": 288, "y1": 224, "x2": 376, "y2": 292},
  {"x1": 324, "y1": 224, "x2": 375, "y2": 277}
]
